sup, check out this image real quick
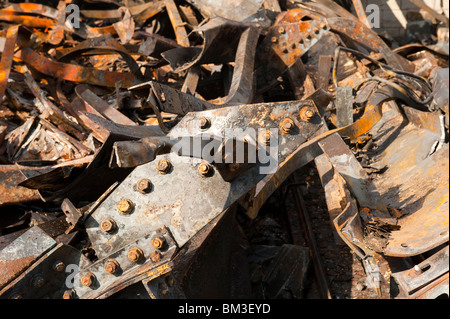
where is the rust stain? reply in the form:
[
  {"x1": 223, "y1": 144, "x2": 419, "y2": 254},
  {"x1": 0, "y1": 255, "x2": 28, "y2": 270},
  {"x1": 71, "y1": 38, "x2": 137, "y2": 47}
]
[{"x1": 0, "y1": 256, "x2": 36, "y2": 289}]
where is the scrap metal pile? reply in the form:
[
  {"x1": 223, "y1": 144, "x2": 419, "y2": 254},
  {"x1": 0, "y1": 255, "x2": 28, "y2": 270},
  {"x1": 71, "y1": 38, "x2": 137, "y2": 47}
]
[{"x1": 0, "y1": 0, "x2": 448, "y2": 299}]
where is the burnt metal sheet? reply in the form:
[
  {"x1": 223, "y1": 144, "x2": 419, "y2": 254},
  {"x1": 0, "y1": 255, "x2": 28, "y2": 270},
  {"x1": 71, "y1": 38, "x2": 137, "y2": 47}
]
[
  {"x1": 256, "y1": 8, "x2": 330, "y2": 92},
  {"x1": 318, "y1": 133, "x2": 391, "y2": 216},
  {"x1": 19, "y1": 47, "x2": 141, "y2": 89},
  {"x1": 162, "y1": 17, "x2": 256, "y2": 73},
  {"x1": 363, "y1": 104, "x2": 449, "y2": 257},
  {"x1": 327, "y1": 17, "x2": 413, "y2": 72},
  {"x1": 0, "y1": 25, "x2": 18, "y2": 103},
  {"x1": 0, "y1": 243, "x2": 89, "y2": 299},
  {"x1": 149, "y1": 81, "x2": 218, "y2": 115},
  {"x1": 0, "y1": 226, "x2": 56, "y2": 291},
  {"x1": 0, "y1": 165, "x2": 42, "y2": 206}
]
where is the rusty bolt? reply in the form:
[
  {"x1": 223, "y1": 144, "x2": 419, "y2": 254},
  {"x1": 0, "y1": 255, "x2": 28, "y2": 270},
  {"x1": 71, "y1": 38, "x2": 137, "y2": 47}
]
[
  {"x1": 199, "y1": 117, "x2": 210, "y2": 130},
  {"x1": 280, "y1": 118, "x2": 295, "y2": 134},
  {"x1": 62, "y1": 290, "x2": 73, "y2": 299},
  {"x1": 278, "y1": 27, "x2": 285, "y2": 34},
  {"x1": 150, "y1": 250, "x2": 161, "y2": 263},
  {"x1": 32, "y1": 276, "x2": 45, "y2": 288},
  {"x1": 104, "y1": 259, "x2": 120, "y2": 274},
  {"x1": 198, "y1": 162, "x2": 211, "y2": 176},
  {"x1": 300, "y1": 106, "x2": 315, "y2": 122},
  {"x1": 81, "y1": 272, "x2": 95, "y2": 287},
  {"x1": 53, "y1": 260, "x2": 65, "y2": 272},
  {"x1": 271, "y1": 36, "x2": 278, "y2": 43},
  {"x1": 259, "y1": 129, "x2": 272, "y2": 145},
  {"x1": 128, "y1": 247, "x2": 144, "y2": 263},
  {"x1": 100, "y1": 218, "x2": 117, "y2": 233},
  {"x1": 136, "y1": 178, "x2": 152, "y2": 194},
  {"x1": 151, "y1": 237, "x2": 165, "y2": 249},
  {"x1": 156, "y1": 159, "x2": 172, "y2": 174},
  {"x1": 117, "y1": 199, "x2": 134, "y2": 215}
]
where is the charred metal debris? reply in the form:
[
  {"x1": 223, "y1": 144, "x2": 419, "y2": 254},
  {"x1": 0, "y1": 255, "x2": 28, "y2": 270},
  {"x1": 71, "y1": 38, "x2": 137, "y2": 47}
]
[{"x1": 0, "y1": 0, "x2": 448, "y2": 299}]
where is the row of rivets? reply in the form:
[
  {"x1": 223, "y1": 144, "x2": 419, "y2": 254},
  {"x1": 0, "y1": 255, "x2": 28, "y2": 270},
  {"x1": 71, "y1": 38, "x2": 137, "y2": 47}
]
[{"x1": 80, "y1": 236, "x2": 166, "y2": 288}]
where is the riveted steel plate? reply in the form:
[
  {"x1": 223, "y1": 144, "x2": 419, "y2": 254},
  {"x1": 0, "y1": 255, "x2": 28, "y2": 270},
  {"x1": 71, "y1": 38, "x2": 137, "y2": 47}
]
[
  {"x1": 74, "y1": 226, "x2": 177, "y2": 299},
  {"x1": 85, "y1": 100, "x2": 324, "y2": 259}
]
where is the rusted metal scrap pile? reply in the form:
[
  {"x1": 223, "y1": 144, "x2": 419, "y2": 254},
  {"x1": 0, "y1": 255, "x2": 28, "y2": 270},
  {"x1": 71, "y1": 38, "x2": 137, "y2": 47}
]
[{"x1": 0, "y1": 0, "x2": 448, "y2": 299}]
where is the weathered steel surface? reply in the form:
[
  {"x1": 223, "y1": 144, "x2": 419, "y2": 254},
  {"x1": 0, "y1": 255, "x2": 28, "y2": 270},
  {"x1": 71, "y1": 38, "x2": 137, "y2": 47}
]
[
  {"x1": 0, "y1": 227, "x2": 56, "y2": 291},
  {"x1": 0, "y1": 165, "x2": 43, "y2": 206},
  {"x1": 392, "y1": 245, "x2": 449, "y2": 298}
]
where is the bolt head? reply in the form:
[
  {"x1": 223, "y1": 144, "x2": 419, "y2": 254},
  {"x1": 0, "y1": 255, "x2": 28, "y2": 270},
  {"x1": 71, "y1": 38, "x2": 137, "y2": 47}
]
[
  {"x1": 278, "y1": 27, "x2": 285, "y2": 34},
  {"x1": 32, "y1": 276, "x2": 45, "y2": 288},
  {"x1": 117, "y1": 199, "x2": 134, "y2": 215},
  {"x1": 128, "y1": 247, "x2": 144, "y2": 263},
  {"x1": 104, "y1": 259, "x2": 120, "y2": 274},
  {"x1": 156, "y1": 159, "x2": 171, "y2": 174},
  {"x1": 280, "y1": 118, "x2": 294, "y2": 134},
  {"x1": 100, "y1": 218, "x2": 117, "y2": 233},
  {"x1": 199, "y1": 117, "x2": 210, "y2": 130},
  {"x1": 136, "y1": 179, "x2": 152, "y2": 194},
  {"x1": 53, "y1": 261, "x2": 65, "y2": 272},
  {"x1": 271, "y1": 36, "x2": 278, "y2": 43},
  {"x1": 150, "y1": 250, "x2": 161, "y2": 263},
  {"x1": 81, "y1": 272, "x2": 95, "y2": 287},
  {"x1": 300, "y1": 106, "x2": 315, "y2": 122},
  {"x1": 259, "y1": 129, "x2": 272, "y2": 145},
  {"x1": 198, "y1": 162, "x2": 211, "y2": 176},
  {"x1": 151, "y1": 237, "x2": 165, "y2": 249}
]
